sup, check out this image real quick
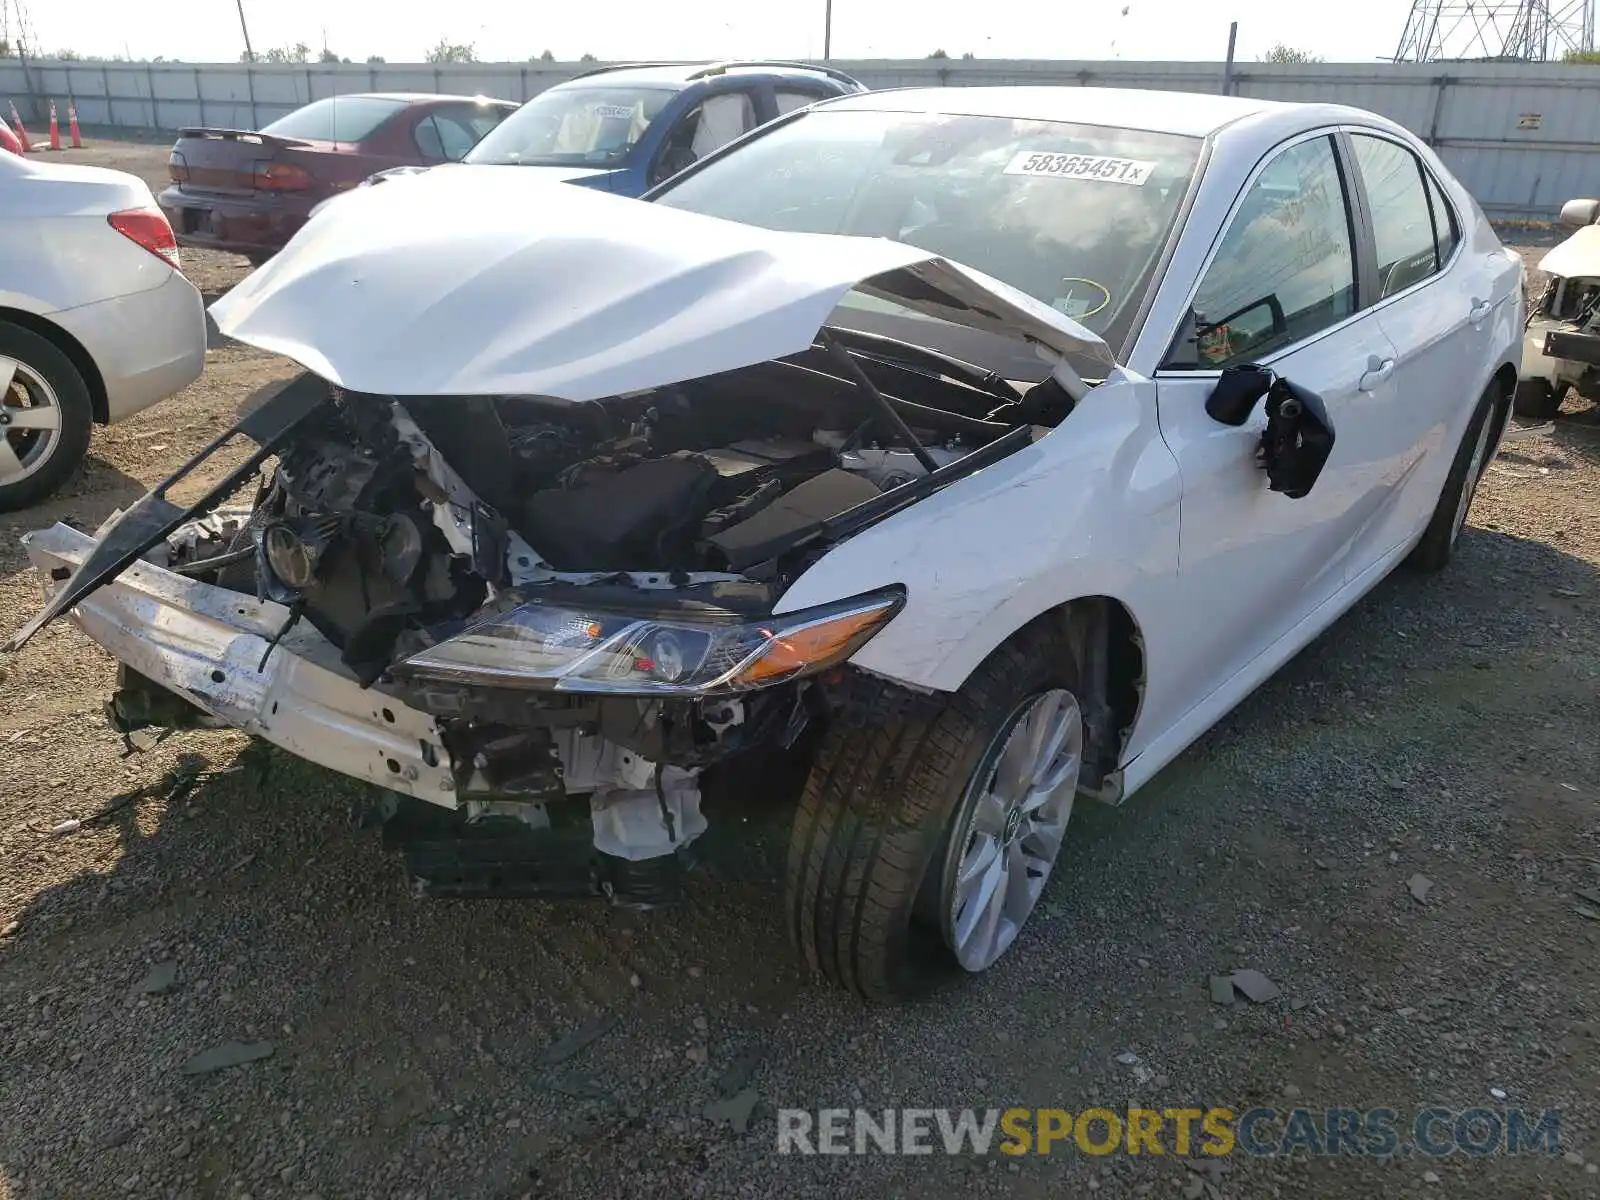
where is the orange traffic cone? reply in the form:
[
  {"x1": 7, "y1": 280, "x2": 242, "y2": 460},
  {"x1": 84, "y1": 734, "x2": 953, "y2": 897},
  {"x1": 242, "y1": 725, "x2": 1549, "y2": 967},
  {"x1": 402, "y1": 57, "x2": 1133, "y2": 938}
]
[
  {"x1": 8, "y1": 101, "x2": 30, "y2": 152},
  {"x1": 67, "y1": 100, "x2": 82, "y2": 148},
  {"x1": 47, "y1": 101, "x2": 60, "y2": 151}
]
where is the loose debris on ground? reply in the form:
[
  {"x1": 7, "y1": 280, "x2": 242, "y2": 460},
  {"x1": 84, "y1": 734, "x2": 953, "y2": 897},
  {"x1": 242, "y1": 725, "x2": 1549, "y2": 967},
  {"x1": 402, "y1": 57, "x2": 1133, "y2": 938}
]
[{"x1": 0, "y1": 139, "x2": 1597, "y2": 1200}]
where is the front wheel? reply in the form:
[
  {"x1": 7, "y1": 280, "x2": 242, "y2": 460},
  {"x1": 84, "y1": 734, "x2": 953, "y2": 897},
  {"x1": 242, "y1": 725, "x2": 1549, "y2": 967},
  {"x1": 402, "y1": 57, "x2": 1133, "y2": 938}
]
[
  {"x1": 0, "y1": 322, "x2": 94, "y2": 513},
  {"x1": 784, "y1": 620, "x2": 1086, "y2": 1002}
]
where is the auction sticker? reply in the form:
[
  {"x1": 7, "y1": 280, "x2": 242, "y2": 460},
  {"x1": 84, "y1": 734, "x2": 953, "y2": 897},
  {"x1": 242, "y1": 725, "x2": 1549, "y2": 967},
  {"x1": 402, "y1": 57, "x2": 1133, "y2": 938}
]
[
  {"x1": 1004, "y1": 151, "x2": 1156, "y2": 185},
  {"x1": 592, "y1": 104, "x2": 636, "y2": 119}
]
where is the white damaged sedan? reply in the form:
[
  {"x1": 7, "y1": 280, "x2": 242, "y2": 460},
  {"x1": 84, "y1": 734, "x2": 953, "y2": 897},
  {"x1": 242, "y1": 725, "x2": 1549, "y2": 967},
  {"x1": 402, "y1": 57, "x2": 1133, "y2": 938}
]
[{"x1": 6, "y1": 88, "x2": 1523, "y2": 1001}]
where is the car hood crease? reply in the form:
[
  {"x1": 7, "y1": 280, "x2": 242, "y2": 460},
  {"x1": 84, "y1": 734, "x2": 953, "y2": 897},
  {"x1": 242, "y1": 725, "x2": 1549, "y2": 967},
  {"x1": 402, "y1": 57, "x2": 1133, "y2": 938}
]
[{"x1": 208, "y1": 165, "x2": 1114, "y2": 401}]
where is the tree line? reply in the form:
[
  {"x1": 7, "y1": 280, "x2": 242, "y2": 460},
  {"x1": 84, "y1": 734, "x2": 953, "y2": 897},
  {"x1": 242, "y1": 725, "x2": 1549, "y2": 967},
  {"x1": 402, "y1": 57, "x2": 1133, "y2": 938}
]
[
  {"x1": 0, "y1": 39, "x2": 604, "y2": 64},
  {"x1": 15, "y1": 39, "x2": 1600, "y2": 65}
]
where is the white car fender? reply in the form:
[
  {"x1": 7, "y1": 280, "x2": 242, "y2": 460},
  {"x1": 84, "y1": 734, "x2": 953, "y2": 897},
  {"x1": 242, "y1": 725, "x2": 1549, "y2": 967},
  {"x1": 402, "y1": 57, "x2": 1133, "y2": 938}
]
[{"x1": 774, "y1": 369, "x2": 1183, "y2": 757}]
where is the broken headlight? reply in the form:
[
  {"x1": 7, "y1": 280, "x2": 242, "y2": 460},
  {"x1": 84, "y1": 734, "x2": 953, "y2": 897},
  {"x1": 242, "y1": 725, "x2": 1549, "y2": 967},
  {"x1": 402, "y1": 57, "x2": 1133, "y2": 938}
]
[{"x1": 395, "y1": 587, "x2": 906, "y2": 696}]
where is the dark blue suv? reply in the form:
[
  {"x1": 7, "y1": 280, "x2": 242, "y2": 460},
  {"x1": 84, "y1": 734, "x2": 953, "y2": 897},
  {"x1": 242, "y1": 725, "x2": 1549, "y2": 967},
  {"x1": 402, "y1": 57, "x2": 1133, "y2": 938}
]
[{"x1": 451, "y1": 60, "x2": 864, "y2": 195}]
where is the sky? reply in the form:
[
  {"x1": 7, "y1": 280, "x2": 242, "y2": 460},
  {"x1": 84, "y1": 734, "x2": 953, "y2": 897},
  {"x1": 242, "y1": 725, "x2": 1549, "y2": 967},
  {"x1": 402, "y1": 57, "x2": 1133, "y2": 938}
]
[{"x1": 21, "y1": 0, "x2": 1412, "y2": 65}]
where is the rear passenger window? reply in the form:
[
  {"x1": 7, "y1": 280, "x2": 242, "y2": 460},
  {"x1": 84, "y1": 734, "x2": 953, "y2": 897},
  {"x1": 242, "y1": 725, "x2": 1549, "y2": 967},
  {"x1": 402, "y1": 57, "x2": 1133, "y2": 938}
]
[
  {"x1": 1351, "y1": 134, "x2": 1441, "y2": 298},
  {"x1": 418, "y1": 114, "x2": 478, "y2": 162},
  {"x1": 413, "y1": 116, "x2": 447, "y2": 162},
  {"x1": 434, "y1": 103, "x2": 509, "y2": 144},
  {"x1": 1188, "y1": 135, "x2": 1357, "y2": 368},
  {"x1": 1423, "y1": 169, "x2": 1460, "y2": 266}
]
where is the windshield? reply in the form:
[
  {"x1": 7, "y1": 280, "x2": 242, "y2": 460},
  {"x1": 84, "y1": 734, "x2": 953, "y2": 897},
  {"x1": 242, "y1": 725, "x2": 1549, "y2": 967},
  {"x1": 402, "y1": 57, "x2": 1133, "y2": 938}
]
[
  {"x1": 466, "y1": 85, "x2": 676, "y2": 166},
  {"x1": 262, "y1": 96, "x2": 406, "y2": 144},
  {"x1": 653, "y1": 109, "x2": 1203, "y2": 370}
]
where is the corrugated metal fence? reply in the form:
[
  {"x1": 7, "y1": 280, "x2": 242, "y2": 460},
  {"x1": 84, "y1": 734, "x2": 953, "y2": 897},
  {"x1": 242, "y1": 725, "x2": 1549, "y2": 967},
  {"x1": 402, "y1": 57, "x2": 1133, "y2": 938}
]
[{"x1": 3, "y1": 56, "x2": 1599, "y2": 216}]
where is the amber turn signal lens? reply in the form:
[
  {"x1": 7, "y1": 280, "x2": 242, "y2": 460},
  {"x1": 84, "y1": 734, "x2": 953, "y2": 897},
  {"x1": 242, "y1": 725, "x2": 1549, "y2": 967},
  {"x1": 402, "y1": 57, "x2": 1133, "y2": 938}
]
[{"x1": 732, "y1": 603, "x2": 898, "y2": 686}]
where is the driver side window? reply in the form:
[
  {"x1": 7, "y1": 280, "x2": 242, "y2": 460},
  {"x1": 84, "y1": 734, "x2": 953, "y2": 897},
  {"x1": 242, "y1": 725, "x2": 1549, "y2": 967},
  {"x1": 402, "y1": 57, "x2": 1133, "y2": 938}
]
[
  {"x1": 649, "y1": 91, "x2": 757, "y2": 185},
  {"x1": 1188, "y1": 135, "x2": 1357, "y2": 368}
]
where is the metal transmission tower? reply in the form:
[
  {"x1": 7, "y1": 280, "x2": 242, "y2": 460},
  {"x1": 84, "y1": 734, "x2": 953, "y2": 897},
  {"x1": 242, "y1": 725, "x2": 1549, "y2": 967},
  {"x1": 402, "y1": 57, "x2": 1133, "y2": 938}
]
[
  {"x1": 0, "y1": 0, "x2": 40, "y2": 57},
  {"x1": 1394, "y1": 0, "x2": 1596, "y2": 60}
]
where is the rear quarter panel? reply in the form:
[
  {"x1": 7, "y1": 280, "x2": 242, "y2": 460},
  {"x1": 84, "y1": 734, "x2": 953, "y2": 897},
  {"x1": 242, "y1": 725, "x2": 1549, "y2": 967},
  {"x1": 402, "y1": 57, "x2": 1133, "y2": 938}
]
[
  {"x1": 364, "y1": 108, "x2": 432, "y2": 163},
  {"x1": 1437, "y1": 175, "x2": 1525, "y2": 445},
  {"x1": 332, "y1": 107, "x2": 457, "y2": 189},
  {"x1": 0, "y1": 164, "x2": 176, "y2": 311}
]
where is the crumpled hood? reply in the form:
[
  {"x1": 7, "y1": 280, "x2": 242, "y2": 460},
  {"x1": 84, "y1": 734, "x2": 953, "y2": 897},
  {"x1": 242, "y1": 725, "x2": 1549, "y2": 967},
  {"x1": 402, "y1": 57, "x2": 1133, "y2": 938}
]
[
  {"x1": 209, "y1": 165, "x2": 1115, "y2": 402},
  {"x1": 1540, "y1": 224, "x2": 1600, "y2": 279}
]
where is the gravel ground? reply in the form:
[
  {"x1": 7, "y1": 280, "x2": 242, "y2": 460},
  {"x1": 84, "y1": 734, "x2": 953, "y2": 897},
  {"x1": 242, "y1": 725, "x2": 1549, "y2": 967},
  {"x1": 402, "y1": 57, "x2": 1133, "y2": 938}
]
[{"x1": 2, "y1": 139, "x2": 1598, "y2": 1200}]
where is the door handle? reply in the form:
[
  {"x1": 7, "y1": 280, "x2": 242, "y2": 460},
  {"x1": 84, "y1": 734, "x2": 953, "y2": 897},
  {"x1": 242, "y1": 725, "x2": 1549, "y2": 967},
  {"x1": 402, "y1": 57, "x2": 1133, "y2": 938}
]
[
  {"x1": 1359, "y1": 356, "x2": 1395, "y2": 392},
  {"x1": 1469, "y1": 298, "x2": 1493, "y2": 324}
]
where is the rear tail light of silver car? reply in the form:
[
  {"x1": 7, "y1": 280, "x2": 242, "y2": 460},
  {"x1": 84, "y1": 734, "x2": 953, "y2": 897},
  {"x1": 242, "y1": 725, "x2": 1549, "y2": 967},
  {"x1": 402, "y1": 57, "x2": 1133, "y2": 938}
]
[{"x1": 107, "y1": 208, "x2": 181, "y2": 269}]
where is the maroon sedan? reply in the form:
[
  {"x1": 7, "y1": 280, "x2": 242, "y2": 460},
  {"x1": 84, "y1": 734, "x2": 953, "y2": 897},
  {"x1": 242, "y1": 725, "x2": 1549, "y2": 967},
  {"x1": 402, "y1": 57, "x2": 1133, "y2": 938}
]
[{"x1": 158, "y1": 93, "x2": 516, "y2": 264}]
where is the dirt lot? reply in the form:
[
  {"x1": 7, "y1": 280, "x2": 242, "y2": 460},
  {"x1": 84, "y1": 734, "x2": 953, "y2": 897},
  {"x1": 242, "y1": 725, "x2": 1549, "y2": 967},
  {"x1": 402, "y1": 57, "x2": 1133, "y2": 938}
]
[{"x1": 2, "y1": 138, "x2": 1599, "y2": 1200}]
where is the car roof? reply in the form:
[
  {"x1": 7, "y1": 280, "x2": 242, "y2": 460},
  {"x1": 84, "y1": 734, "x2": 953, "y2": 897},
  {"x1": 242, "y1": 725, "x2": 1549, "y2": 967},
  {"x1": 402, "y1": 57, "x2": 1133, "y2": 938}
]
[
  {"x1": 817, "y1": 86, "x2": 1295, "y2": 139},
  {"x1": 332, "y1": 92, "x2": 516, "y2": 106},
  {"x1": 556, "y1": 61, "x2": 852, "y2": 89}
]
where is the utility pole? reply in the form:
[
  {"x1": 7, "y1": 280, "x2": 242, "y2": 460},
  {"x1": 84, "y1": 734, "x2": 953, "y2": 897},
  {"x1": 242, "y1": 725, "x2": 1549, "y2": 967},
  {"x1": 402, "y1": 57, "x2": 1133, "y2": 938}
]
[
  {"x1": 235, "y1": 0, "x2": 256, "y2": 62},
  {"x1": 3, "y1": 0, "x2": 41, "y2": 118},
  {"x1": 823, "y1": 0, "x2": 833, "y2": 59}
]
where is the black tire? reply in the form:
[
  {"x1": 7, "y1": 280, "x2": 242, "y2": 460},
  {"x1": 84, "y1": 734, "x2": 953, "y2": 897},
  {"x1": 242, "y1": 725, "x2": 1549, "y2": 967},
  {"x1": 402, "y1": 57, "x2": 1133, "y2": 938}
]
[
  {"x1": 785, "y1": 617, "x2": 1082, "y2": 1003},
  {"x1": 1511, "y1": 378, "x2": 1563, "y2": 421},
  {"x1": 1406, "y1": 383, "x2": 1500, "y2": 574},
  {"x1": 0, "y1": 322, "x2": 94, "y2": 513}
]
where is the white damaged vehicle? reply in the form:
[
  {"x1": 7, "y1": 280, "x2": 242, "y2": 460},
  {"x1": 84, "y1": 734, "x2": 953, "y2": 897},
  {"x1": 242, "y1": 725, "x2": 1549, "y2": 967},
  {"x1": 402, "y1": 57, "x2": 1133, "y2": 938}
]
[
  {"x1": 6, "y1": 88, "x2": 1524, "y2": 1001},
  {"x1": 1515, "y1": 196, "x2": 1600, "y2": 421}
]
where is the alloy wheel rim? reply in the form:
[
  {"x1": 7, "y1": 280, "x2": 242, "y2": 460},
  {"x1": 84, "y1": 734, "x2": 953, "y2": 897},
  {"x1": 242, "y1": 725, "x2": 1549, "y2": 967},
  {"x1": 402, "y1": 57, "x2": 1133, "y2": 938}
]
[
  {"x1": 0, "y1": 356, "x2": 64, "y2": 487},
  {"x1": 1450, "y1": 411, "x2": 1495, "y2": 548},
  {"x1": 941, "y1": 688, "x2": 1084, "y2": 973}
]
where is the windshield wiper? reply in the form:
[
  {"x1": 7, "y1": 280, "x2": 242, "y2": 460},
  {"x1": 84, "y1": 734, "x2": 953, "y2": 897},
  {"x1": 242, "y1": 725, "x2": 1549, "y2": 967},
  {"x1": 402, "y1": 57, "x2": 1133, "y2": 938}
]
[{"x1": 821, "y1": 325, "x2": 1023, "y2": 405}]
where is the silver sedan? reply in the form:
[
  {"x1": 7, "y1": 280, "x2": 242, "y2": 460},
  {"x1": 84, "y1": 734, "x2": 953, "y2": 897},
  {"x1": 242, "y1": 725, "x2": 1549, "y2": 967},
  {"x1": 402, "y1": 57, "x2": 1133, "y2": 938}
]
[{"x1": 0, "y1": 151, "x2": 206, "y2": 510}]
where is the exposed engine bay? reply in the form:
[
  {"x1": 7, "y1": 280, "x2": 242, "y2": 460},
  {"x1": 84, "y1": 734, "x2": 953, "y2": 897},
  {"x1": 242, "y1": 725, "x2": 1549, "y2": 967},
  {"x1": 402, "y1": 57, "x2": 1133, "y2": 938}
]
[
  {"x1": 228, "y1": 332, "x2": 1066, "y2": 680},
  {"x1": 96, "y1": 332, "x2": 1072, "y2": 904}
]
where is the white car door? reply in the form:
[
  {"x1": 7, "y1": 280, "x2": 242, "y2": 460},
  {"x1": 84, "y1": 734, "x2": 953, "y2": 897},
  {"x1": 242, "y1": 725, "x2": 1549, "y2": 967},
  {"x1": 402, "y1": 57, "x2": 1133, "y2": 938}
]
[
  {"x1": 1343, "y1": 129, "x2": 1500, "y2": 556},
  {"x1": 1146, "y1": 131, "x2": 1402, "y2": 721}
]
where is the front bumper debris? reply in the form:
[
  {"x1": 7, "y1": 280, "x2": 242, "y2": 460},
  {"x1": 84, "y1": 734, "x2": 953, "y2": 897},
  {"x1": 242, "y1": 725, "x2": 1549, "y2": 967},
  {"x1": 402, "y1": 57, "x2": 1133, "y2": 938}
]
[
  {"x1": 19, "y1": 521, "x2": 458, "y2": 805},
  {"x1": 3, "y1": 371, "x2": 328, "y2": 655}
]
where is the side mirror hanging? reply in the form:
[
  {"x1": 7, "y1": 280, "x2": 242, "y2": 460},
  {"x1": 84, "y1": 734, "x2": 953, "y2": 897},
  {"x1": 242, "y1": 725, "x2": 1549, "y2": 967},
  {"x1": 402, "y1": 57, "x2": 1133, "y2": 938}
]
[{"x1": 1257, "y1": 376, "x2": 1335, "y2": 499}]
